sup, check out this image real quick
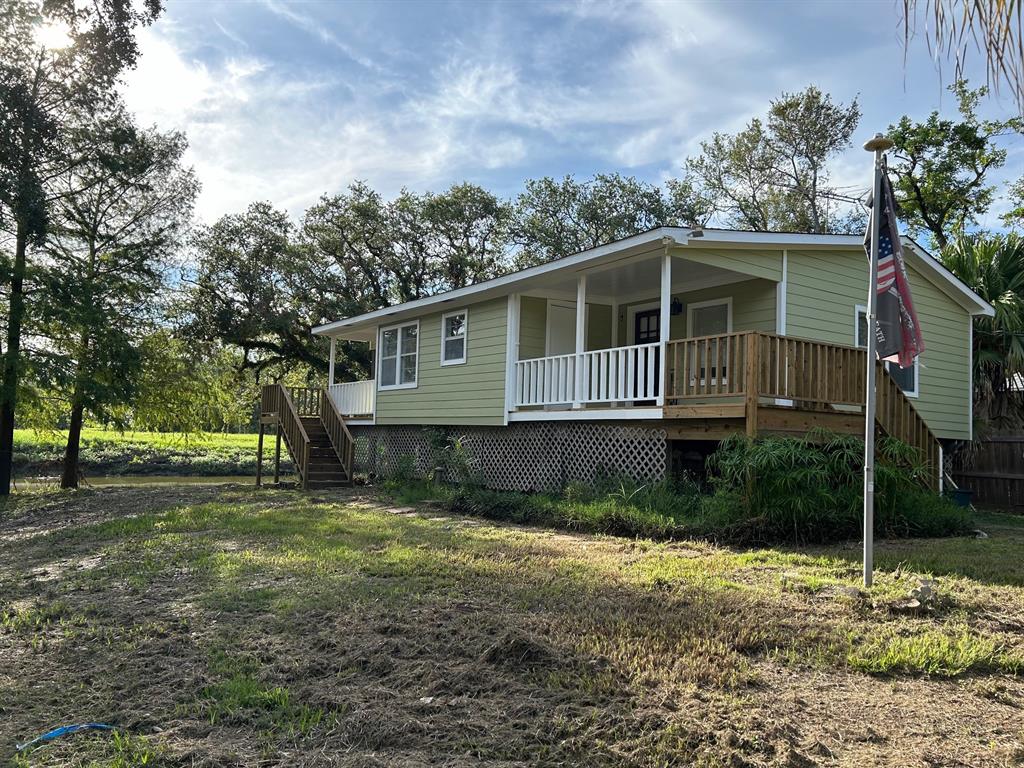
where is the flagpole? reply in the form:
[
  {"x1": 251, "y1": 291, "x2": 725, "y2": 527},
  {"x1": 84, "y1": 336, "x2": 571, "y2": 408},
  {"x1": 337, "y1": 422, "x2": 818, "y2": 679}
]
[{"x1": 862, "y1": 132, "x2": 894, "y2": 588}]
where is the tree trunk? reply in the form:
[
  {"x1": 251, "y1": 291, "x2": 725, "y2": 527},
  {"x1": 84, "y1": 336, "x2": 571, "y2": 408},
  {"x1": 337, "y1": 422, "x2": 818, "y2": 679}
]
[
  {"x1": 0, "y1": 223, "x2": 28, "y2": 495},
  {"x1": 60, "y1": 395, "x2": 86, "y2": 489}
]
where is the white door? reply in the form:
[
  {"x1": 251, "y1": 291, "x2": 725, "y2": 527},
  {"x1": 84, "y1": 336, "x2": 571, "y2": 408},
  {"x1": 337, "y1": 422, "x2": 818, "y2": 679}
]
[{"x1": 547, "y1": 301, "x2": 577, "y2": 355}]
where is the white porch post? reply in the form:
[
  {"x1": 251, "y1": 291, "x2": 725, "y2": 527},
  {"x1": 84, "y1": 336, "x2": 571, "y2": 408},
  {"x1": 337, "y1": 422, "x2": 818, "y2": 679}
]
[
  {"x1": 573, "y1": 274, "x2": 587, "y2": 408},
  {"x1": 504, "y1": 293, "x2": 520, "y2": 423},
  {"x1": 328, "y1": 337, "x2": 336, "y2": 386},
  {"x1": 658, "y1": 252, "x2": 672, "y2": 406},
  {"x1": 610, "y1": 300, "x2": 619, "y2": 407}
]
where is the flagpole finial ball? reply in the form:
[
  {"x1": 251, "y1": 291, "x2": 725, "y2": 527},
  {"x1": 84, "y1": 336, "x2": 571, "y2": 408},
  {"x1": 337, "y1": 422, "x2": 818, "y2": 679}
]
[{"x1": 863, "y1": 133, "x2": 895, "y2": 152}]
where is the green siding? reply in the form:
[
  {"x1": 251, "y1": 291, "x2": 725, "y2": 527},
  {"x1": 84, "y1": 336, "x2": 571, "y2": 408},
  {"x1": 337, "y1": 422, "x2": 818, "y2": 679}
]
[
  {"x1": 587, "y1": 303, "x2": 613, "y2": 350},
  {"x1": 519, "y1": 296, "x2": 547, "y2": 359},
  {"x1": 617, "y1": 279, "x2": 778, "y2": 342},
  {"x1": 677, "y1": 247, "x2": 783, "y2": 282},
  {"x1": 786, "y1": 249, "x2": 972, "y2": 440},
  {"x1": 375, "y1": 296, "x2": 508, "y2": 426}
]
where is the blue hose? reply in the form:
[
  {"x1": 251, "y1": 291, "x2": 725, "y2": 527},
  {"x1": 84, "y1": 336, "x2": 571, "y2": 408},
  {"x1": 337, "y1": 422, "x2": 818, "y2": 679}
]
[{"x1": 16, "y1": 723, "x2": 115, "y2": 752}]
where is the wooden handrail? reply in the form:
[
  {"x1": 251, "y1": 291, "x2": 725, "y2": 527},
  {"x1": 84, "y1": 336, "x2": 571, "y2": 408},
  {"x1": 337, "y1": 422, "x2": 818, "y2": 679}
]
[
  {"x1": 665, "y1": 331, "x2": 941, "y2": 490},
  {"x1": 319, "y1": 388, "x2": 355, "y2": 483},
  {"x1": 262, "y1": 384, "x2": 312, "y2": 489}
]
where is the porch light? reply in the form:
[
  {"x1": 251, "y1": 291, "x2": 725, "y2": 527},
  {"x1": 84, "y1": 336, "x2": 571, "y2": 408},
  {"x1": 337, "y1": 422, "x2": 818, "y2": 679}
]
[{"x1": 670, "y1": 297, "x2": 683, "y2": 316}]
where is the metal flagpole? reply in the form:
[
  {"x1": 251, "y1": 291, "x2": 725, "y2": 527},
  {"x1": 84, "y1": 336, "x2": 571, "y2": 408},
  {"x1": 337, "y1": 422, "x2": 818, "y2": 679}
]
[{"x1": 862, "y1": 132, "x2": 894, "y2": 588}]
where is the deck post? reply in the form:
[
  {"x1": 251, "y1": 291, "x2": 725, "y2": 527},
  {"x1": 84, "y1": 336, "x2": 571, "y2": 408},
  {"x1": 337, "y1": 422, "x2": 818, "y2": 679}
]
[
  {"x1": 744, "y1": 333, "x2": 759, "y2": 437},
  {"x1": 658, "y1": 250, "x2": 672, "y2": 407},
  {"x1": 573, "y1": 274, "x2": 587, "y2": 408},
  {"x1": 328, "y1": 337, "x2": 336, "y2": 387},
  {"x1": 256, "y1": 424, "x2": 265, "y2": 487},
  {"x1": 273, "y1": 426, "x2": 282, "y2": 484}
]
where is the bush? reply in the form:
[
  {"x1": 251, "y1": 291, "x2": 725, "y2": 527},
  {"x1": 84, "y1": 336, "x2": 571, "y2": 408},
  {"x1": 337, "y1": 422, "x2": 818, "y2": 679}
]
[{"x1": 382, "y1": 431, "x2": 971, "y2": 545}]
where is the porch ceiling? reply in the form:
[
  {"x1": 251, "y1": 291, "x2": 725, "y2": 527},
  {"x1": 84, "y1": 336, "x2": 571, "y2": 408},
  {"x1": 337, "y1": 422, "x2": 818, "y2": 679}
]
[{"x1": 535, "y1": 253, "x2": 772, "y2": 304}]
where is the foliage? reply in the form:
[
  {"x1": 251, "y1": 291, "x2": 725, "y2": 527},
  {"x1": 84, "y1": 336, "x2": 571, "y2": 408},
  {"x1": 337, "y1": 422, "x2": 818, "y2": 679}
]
[
  {"x1": 510, "y1": 173, "x2": 711, "y2": 267},
  {"x1": 11, "y1": 427, "x2": 270, "y2": 478},
  {"x1": 900, "y1": 0, "x2": 1024, "y2": 113},
  {"x1": 685, "y1": 86, "x2": 863, "y2": 233},
  {"x1": 0, "y1": 0, "x2": 163, "y2": 494},
  {"x1": 941, "y1": 231, "x2": 1024, "y2": 431},
  {"x1": 887, "y1": 81, "x2": 1023, "y2": 249},
  {"x1": 384, "y1": 432, "x2": 969, "y2": 545},
  {"x1": 706, "y1": 432, "x2": 970, "y2": 543},
  {"x1": 34, "y1": 117, "x2": 197, "y2": 487}
]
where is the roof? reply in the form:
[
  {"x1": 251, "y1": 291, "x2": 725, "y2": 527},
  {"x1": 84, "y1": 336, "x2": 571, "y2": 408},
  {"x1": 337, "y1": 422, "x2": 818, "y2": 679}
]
[{"x1": 314, "y1": 227, "x2": 994, "y2": 339}]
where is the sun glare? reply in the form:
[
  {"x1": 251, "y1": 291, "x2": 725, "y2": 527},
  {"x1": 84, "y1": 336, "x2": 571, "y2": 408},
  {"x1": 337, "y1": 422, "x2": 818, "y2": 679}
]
[{"x1": 34, "y1": 19, "x2": 73, "y2": 50}]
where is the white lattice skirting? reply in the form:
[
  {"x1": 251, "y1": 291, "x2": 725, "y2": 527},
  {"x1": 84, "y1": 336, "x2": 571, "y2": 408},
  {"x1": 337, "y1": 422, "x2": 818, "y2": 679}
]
[{"x1": 350, "y1": 423, "x2": 667, "y2": 492}]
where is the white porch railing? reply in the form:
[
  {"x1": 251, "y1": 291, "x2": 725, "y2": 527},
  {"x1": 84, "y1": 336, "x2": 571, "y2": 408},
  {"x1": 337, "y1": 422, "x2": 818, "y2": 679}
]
[
  {"x1": 327, "y1": 380, "x2": 376, "y2": 417},
  {"x1": 513, "y1": 342, "x2": 661, "y2": 408}
]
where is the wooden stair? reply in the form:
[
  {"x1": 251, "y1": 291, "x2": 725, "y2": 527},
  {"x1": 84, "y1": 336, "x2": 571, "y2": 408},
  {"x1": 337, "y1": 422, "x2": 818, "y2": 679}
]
[
  {"x1": 300, "y1": 416, "x2": 352, "y2": 488},
  {"x1": 258, "y1": 384, "x2": 356, "y2": 489}
]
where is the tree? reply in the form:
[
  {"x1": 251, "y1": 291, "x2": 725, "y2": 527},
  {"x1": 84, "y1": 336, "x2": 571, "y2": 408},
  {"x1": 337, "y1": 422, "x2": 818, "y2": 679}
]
[
  {"x1": 900, "y1": 0, "x2": 1024, "y2": 112},
  {"x1": 684, "y1": 86, "x2": 862, "y2": 234},
  {"x1": 184, "y1": 202, "x2": 332, "y2": 380},
  {"x1": 887, "y1": 81, "x2": 1023, "y2": 249},
  {"x1": 941, "y1": 232, "x2": 1024, "y2": 431},
  {"x1": 0, "y1": 0, "x2": 162, "y2": 495},
  {"x1": 37, "y1": 119, "x2": 197, "y2": 488},
  {"x1": 510, "y1": 173, "x2": 707, "y2": 266},
  {"x1": 1002, "y1": 175, "x2": 1024, "y2": 228}
]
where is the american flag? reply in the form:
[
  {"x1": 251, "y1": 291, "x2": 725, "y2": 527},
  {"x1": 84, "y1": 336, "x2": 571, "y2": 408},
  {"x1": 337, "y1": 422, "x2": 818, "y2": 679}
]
[{"x1": 863, "y1": 158, "x2": 924, "y2": 369}]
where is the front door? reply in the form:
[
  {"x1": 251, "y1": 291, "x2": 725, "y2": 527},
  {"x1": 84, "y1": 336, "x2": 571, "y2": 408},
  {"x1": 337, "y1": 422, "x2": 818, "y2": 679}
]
[{"x1": 633, "y1": 309, "x2": 660, "y2": 401}]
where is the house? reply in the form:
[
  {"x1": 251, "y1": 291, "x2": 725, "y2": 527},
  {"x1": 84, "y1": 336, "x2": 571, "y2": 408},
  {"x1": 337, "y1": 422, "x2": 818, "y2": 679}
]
[{"x1": 257, "y1": 227, "x2": 993, "y2": 491}]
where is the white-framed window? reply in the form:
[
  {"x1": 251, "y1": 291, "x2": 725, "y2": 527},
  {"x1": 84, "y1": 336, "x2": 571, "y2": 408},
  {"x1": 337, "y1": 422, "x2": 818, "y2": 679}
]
[
  {"x1": 440, "y1": 309, "x2": 468, "y2": 366},
  {"x1": 687, "y1": 297, "x2": 733, "y2": 337},
  {"x1": 855, "y1": 305, "x2": 918, "y2": 397},
  {"x1": 378, "y1": 321, "x2": 419, "y2": 390}
]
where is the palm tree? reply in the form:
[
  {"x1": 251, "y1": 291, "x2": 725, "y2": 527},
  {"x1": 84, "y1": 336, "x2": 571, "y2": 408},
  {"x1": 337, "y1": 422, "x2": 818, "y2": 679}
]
[
  {"x1": 902, "y1": 1, "x2": 1024, "y2": 113},
  {"x1": 942, "y1": 232, "x2": 1024, "y2": 433}
]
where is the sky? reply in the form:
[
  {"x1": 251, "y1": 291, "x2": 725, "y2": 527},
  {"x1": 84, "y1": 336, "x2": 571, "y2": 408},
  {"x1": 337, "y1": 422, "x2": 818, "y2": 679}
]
[{"x1": 119, "y1": 0, "x2": 1024, "y2": 227}]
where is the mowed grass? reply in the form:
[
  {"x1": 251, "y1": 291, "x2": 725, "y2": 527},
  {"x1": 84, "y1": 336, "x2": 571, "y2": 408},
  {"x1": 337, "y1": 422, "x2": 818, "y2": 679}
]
[
  {"x1": 12, "y1": 428, "x2": 272, "y2": 479},
  {"x1": 0, "y1": 486, "x2": 1022, "y2": 767}
]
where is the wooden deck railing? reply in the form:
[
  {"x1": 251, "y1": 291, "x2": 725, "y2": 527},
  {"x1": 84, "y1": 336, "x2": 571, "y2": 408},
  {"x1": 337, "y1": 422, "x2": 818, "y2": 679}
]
[
  {"x1": 262, "y1": 384, "x2": 312, "y2": 488},
  {"x1": 665, "y1": 331, "x2": 941, "y2": 489},
  {"x1": 319, "y1": 387, "x2": 356, "y2": 482}
]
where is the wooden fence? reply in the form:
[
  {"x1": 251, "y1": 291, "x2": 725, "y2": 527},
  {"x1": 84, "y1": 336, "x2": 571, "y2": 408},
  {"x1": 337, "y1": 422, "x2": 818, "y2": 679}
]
[{"x1": 952, "y1": 436, "x2": 1024, "y2": 511}]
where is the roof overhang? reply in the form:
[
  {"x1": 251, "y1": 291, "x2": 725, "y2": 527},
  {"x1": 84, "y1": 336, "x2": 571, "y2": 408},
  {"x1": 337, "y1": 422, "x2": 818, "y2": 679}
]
[
  {"x1": 313, "y1": 228, "x2": 692, "y2": 338},
  {"x1": 314, "y1": 227, "x2": 993, "y2": 340}
]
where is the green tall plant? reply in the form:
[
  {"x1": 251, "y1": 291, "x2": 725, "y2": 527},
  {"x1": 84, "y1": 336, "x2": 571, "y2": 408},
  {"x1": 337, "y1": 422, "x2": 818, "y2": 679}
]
[{"x1": 941, "y1": 232, "x2": 1024, "y2": 431}]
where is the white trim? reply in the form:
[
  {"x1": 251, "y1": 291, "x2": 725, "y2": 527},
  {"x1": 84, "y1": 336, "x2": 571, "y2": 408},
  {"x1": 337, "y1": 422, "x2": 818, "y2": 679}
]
[
  {"x1": 573, "y1": 276, "x2": 587, "y2": 408},
  {"x1": 658, "y1": 252, "x2": 671, "y2": 407},
  {"x1": 626, "y1": 301, "x2": 660, "y2": 345},
  {"x1": 855, "y1": 304, "x2": 919, "y2": 398},
  {"x1": 776, "y1": 249, "x2": 787, "y2": 335},
  {"x1": 509, "y1": 407, "x2": 664, "y2": 422},
  {"x1": 968, "y1": 317, "x2": 974, "y2": 440},
  {"x1": 376, "y1": 319, "x2": 420, "y2": 391},
  {"x1": 504, "y1": 294, "x2": 520, "y2": 425},
  {"x1": 345, "y1": 418, "x2": 375, "y2": 426},
  {"x1": 902, "y1": 239, "x2": 994, "y2": 317},
  {"x1": 440, "y1": 308, "x2": 468, "y2": 366},
  {"x1": 328, "y1": 337, "x2": 336, "y2": 386},
  {"x1": 938, "y1": 443, "x2": 945, "y2": 494},
  {"x1": 687, "y1": 297, "x2": 734, "y2": 336}
]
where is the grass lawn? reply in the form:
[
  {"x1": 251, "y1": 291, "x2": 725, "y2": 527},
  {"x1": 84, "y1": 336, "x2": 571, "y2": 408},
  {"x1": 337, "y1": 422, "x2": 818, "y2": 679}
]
[
  {"x1": 12, "y1": 429, "x2": 277, "y2": 480},
  {"x1": 1, "y1": 486, "x2": 1022, "y2": 766}
]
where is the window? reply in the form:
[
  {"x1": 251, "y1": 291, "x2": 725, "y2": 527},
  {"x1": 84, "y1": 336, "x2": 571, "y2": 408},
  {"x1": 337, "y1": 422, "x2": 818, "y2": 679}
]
[
  {"x1": 441, "y1": 309, "x2": 468, "y2": 365},
  {"x1": 688, "y1": 298, "x2": 732, "y2": 337},
  {"x1": 856, "y1": 306, "x2": 918, "y2": 397},
  {"x1": 378, "y1": 321, "x2": 419, "y2": 389}
]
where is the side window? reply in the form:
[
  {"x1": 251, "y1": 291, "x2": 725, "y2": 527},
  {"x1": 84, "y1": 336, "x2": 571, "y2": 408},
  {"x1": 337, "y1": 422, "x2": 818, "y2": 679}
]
[
  {"x1": 441, "y1": 310, "x2": 468, "y2": 365},
  {"x1": 856, "y1": 307, "x2": 918, "y2": 397},
  {"x1": 378, "y1": 322, "x2": 419, "y2": 389}
]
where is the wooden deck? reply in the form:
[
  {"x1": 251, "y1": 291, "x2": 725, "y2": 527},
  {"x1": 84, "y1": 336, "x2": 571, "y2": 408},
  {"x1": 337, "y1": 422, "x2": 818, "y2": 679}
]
[{"x1": 662, "y1": 331, "x2": 941, "y2": 488}]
